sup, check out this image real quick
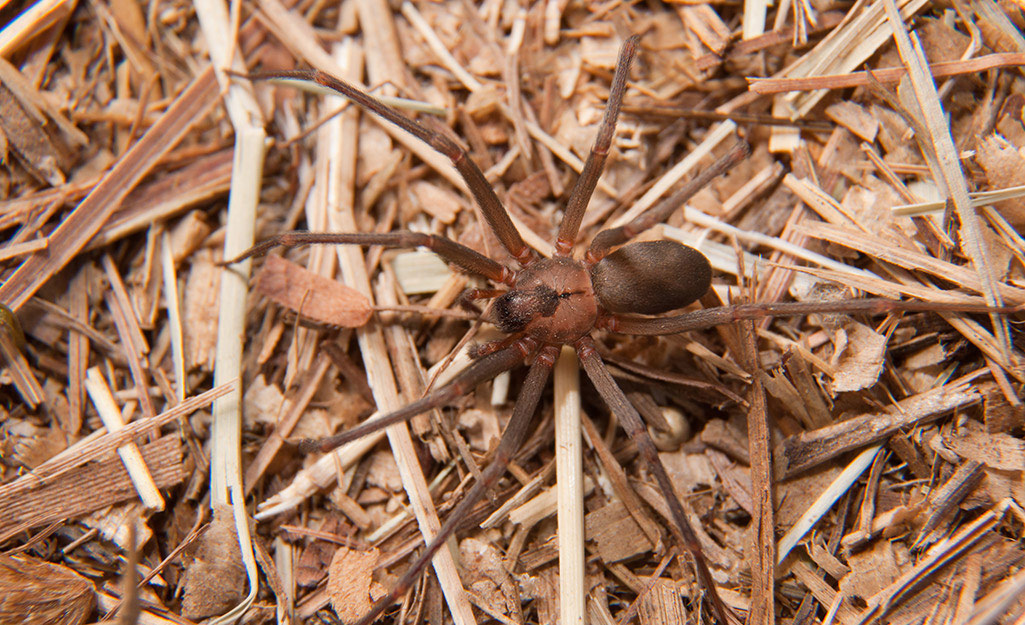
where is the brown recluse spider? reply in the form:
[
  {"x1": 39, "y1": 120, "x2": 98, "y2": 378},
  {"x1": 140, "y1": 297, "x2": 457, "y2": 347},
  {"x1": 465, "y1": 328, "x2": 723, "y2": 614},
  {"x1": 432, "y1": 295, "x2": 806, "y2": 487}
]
[{"x1": 228, "y1": 36, "x2": 1015, "y2": 625}]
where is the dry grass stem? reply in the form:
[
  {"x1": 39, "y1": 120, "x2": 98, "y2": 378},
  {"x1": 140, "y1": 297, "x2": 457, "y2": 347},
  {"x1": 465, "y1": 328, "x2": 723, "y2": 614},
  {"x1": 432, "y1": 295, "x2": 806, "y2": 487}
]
[
  {"x1": 194, "y1": 0, "x2": 267, "y2": 618},
  {"x1": 554, "y1": 345, "x2": 585, "y2": 625},
  {"x1": 777, "y1": 444, "x2": 884, "y2": 565},
  {"x1": 750, "y1": 51, "x2": 1025, "y2": 94},
  {"x1": 83, "y1": 367, "x2": 164, "y2": 510}
]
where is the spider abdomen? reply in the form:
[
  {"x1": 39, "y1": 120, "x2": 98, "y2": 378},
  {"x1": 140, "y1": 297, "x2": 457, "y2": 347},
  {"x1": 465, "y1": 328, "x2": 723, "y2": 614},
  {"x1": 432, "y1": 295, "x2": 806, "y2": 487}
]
[{"x1": 590, "y1": 240, "x2": 711, "y2": 314}]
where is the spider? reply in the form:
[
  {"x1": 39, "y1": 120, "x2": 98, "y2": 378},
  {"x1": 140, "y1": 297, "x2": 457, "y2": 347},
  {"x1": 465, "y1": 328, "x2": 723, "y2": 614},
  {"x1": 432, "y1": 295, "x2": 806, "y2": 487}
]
[{"x1": 229, "y1": 36, "x2": 1012, "y2": 625}]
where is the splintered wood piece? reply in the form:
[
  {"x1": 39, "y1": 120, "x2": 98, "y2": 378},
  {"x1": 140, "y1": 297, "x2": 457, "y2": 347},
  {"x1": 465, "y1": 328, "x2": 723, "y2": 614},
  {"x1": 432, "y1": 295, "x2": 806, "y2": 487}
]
[
  {"x1": 637, "y1": 579, "x2": 688, "y2": 625},
  {"x1": 806, "y1": 540, "x2": 851, "y2": 580},
  {"x1": 775, "y1": 376, "x2": 989, "y2": 478},
  {"x1": 0, "y1": 319, "x2": 44, "y2": 408},
  {"x1": 183, "y1": 249, "x2": 220, "y2": 370},
  {"x1": 677, "y1": 5, "x2": 731, "y2": 56},
  {"x1": 0, "y1": 435, "x2": 183, "y2": 543},
  {"x1": 0, "y1": 554, "x2": 94, "y2": 625},
  {"x1": 912, "y1": 460, "x2": 985, "y2": 550},
  {"x1": 982, "y1": 384, "x2": 1025, "y2": 433},
  {"x1": 748, "y1": 52, "x2": 1025, "y2": 94},
  {"x1": 254, "y1": 254, "x2": 372, "y2": 328},
  {"x1": 789, "y1": 561, "x2": 863, "y2": 625},
  {"x1": 737, "y1": 315, "x2": 774, "y2": 625},
  {"x1": 784, "y1": 351, "x2": 833, "y2": 429},
  {"x1": 87, "y1": 150, "x2": 234, "y2": 250}
]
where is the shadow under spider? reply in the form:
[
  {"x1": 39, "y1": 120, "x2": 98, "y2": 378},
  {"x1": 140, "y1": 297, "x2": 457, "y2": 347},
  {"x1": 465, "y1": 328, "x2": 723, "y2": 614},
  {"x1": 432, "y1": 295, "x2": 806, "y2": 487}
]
[{"x1": 228, "y1": 35, "x2": 1017, "y2": 625}]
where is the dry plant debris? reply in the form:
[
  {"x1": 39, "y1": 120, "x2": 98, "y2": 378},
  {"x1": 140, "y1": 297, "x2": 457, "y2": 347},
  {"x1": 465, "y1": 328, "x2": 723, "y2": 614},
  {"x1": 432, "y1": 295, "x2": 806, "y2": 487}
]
[{"x1": 0, "y1": 0, "x2": 1024, "y2": 624}]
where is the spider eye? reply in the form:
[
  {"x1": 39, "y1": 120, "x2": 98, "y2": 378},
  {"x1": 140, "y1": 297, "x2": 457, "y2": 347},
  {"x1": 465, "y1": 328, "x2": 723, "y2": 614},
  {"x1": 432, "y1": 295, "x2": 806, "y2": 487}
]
[{"x1": 590, "y1": 240, "x2": 711, "y2": 314}]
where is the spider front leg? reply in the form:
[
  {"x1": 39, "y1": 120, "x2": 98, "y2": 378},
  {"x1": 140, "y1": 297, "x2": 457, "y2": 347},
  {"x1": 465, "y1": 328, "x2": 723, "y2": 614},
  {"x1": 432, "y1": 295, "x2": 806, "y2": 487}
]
[
  {"x1": 555, "y1": 35, "x2": 638, "y2": 256},
  {"x1": 248, "y1": 69, "x2": 535, "y2": 267},
  {"x1": 350, "y1": 344, "x2": 560, "y2": 625},
  {"x1": 575, "y1": 336, "x2": 737, "y2": 625},
  {"x1": 223, "y1": 230, "x2": 514, "y2": 285}
]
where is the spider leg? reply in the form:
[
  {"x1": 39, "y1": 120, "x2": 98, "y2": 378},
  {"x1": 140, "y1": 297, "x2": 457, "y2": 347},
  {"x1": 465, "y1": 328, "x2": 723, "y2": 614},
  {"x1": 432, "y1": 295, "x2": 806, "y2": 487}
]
[
  {"x1": 468, "y1": 332, "x2": 528, "y2": 359},
  {"x1": 352, "y1": 344, "x2": 560, "y2": 625},
  {"x1": 248, "y1": 70, "x2": 534, "y2": 267},
  {"x1": 458, "y1": 288, "x2": 507, "y2": 317},
  {"x1": 587, "y1": 141, "x2": 750, "y2": 264},
  {"x1": 575, "y1": 336, "x2": 736, "y2": 625},
  {"x1": 555, "y1": 35, "x2": 639, "y2": 256},
  {"x1": 223, "y1": 231, "x2": 513, "y2": 285},
  {"x1": 309, "y1": 337, "x2": 537, "y2": 453},
  {"x1": 604, "y1": 297, "x2": 1023, "y2": 336}
]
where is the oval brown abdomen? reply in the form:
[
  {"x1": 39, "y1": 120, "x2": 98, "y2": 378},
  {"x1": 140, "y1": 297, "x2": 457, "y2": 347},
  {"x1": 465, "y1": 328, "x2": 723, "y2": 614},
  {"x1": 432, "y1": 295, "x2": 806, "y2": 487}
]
[{"x1": 590, "y1": 240, "x2": 711, "y2": 314}]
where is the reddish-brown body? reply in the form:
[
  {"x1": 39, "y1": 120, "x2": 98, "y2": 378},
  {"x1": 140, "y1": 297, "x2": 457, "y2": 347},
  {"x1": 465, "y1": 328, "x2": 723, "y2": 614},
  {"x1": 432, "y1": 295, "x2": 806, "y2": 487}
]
[{"x1": 492, "y1": 257, "x2": 598, "y2": 343}]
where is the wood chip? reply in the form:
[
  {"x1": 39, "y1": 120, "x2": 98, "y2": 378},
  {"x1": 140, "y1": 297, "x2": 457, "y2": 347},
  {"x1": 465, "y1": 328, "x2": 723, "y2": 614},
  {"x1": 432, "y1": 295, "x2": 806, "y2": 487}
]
[
  {"x1": 0, "y1": 435, "x2": 184, "y2": 543},
  {"x1": 638, "y1": 579, "x2": 688, "y2": 625},
  {"x1": 409, "y1": 180, "x2": 463, "y2": 224},
  {"x1": 826, "y1": 101, "x2": 880, "y2": 143},
  {"x1": 254, "y1": 254, "x2": 373, "y2": 328},
  {"x1": 946, "y1": 419, "x2": 1025, "y2": 471},
  {"x1": 839, "y1": 539, "x2": 910, "y2": 602},
  {"x1": 829, "y1": 320, "x2": 888, "y2": 393},
  {"x1": 585, "y1": 500, "x2": 655, "y2": 563},
  {"x1": 181, "y1": 505, "x2": 247, "y2": 620},
  {"x1": 327, "y1": 546, "x2": 384, "y2": 623}
]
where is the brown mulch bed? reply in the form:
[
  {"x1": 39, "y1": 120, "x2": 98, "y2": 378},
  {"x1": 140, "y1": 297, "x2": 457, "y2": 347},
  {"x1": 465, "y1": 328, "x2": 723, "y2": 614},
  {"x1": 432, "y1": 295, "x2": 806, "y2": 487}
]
[{"x1": 1, "y1": 0, "x2": 1024, "y2": 624}]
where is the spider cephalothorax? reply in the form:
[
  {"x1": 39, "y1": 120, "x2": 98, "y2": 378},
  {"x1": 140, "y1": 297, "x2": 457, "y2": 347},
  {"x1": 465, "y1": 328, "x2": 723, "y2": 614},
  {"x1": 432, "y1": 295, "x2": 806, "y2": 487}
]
[{"x1": 491, "y1": 257, "x2": 597, "y2": 341}]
